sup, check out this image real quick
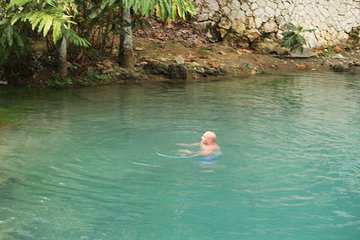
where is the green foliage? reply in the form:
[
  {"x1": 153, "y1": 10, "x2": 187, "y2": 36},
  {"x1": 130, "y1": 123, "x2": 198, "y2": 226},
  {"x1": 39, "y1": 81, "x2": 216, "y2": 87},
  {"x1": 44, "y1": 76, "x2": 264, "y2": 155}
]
[
  {"x1": 0, "y1": 19, "x2": 29, "y2": 67},
  {"x1": 81, "y1": 70, "x2": 112, "y2": 86},
  {"x1": 8, "y1": 0, "x2": 89, "y2": 47},
  {"x1": 63, "y1": 28, "x2": 90, "y2": 47},
  {"x1": 316, "y1": 44, "x2": 337, "y2": 57},
  {"x1": 320, "y1": 48, "x2": 336, "y2": 57},
  {"x1": 15, "y1": 10, "x2": 67, "y2": 43},
  {"x1": 101, "y1": 0, "x2": 195, "y2": 20},
  {"x1": 114, "y1": 67, "x2": 139, "y2": 80},
  {"x1": 281, "y1": 23, "x2": 316, "y2": 53},
  {"x1": 0, "y1": 2, "x2": 31, "y2": 69},
  {"x1": 48, "y1": 73, "x2": 73, "y2": 88},
  {"x1": 350, "y1": 27, "x2": 360, "y2": 43},
  {"x1": 1, "y1": 0, "x2": 196, "y2": 81}
]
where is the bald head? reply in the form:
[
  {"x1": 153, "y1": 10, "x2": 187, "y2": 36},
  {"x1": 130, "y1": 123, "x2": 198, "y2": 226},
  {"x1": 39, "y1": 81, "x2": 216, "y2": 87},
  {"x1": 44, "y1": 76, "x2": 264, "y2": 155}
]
[
  {"x1": 204, "y1": 131, "x2": 216, "y2": 140},
  {"x1": 203, "y1": 131, "x2": 216, "y2": 142}
]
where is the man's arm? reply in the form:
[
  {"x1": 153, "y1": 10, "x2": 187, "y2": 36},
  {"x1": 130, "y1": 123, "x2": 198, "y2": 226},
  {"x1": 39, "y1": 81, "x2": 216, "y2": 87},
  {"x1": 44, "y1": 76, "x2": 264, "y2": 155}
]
[{"x1": 176, "y1": 142, "x2": 200, "y2": 147}]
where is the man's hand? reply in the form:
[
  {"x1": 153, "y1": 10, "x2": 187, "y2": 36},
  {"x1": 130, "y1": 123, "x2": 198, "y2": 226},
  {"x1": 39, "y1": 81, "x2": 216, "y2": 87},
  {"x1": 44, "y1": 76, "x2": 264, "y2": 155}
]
[{"x1": 178, "y1": 149, "x2": 193, "y2": 155}]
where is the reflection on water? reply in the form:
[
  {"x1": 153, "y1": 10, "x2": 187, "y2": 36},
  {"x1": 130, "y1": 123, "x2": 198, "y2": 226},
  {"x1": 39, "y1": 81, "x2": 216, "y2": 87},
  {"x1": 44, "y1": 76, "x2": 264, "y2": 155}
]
[{"x1": 0, "y1": 72, "x2": 360, "y2": 240}]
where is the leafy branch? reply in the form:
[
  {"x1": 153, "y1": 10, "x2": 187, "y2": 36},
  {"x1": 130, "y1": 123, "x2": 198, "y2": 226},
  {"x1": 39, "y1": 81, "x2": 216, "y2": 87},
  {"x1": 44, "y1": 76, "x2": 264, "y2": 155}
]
[{"x1": 8, "y1": 0, "x2": 90, "y2": 47}]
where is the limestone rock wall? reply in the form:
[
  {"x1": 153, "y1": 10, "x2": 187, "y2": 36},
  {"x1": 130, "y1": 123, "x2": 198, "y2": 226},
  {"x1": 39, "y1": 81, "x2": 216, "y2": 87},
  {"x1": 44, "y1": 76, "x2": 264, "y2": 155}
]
[{"x1": 193, "y1": 0, "x2": 360, "y2": 48}]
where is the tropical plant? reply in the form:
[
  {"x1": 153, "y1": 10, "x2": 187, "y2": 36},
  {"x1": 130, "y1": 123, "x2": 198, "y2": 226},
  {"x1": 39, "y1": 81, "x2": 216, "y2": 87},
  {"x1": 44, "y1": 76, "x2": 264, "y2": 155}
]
[
  {"x1": 280, "y1": 22, "x2": 316, "y2": 53},
  {"x1": 0, "y1": 2, "x2": 31, "y2": 76},
  {"x1": 100, "y1": 0, "x2": 195, "y2": 69},
  {"x1": 8, "y1": 0, "x2": 89, "y2": 46},
  {"x1": 101, "y1": 0, "x2": 195, "y2": 20},
  {"x1": 7, "y1": 0, "x2": 90, "y2": 76},
  {"x1": 0, "y1": 19, "x2": 28, "y2": 67},
  {"x1": 1, "y1": 0, "x2": 195, "y2": 83}
]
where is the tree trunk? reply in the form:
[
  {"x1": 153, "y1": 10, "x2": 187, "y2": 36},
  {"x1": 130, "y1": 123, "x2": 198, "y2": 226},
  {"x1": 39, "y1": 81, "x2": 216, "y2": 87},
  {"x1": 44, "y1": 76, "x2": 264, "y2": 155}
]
[
  {"x1": 58, "y1": 36, "x2": 69, "y2": 77},
  {"x1": 118, "y1": 7, "x2": 134, "y2": 70}
]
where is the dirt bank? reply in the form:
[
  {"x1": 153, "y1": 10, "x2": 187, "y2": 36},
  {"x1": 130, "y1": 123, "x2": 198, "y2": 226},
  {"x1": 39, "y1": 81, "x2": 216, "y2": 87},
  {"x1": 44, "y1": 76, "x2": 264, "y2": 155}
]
[
  {"x1": 5, "y1": 20, "x2": 360, "y2": 87},
  {"x1": 115, "y1": 20, "x2": 360, "y2": 83},
  {"x1": 127, "y1": 37, "x2": 360, "y2": 83}
]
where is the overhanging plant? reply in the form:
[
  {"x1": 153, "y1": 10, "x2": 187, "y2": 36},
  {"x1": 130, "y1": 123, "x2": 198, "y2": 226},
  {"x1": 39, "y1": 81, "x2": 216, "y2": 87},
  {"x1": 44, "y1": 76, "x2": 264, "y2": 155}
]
[{"x1": 280, "y1": 22, "x2": 316, "y2": 53}]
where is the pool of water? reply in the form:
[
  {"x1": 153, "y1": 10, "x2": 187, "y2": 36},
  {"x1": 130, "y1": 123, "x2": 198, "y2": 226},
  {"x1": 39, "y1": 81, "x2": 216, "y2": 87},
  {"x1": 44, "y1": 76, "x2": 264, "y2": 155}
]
[{"x1": 0, "y1": 72, "x2": 360, "y2": 240}]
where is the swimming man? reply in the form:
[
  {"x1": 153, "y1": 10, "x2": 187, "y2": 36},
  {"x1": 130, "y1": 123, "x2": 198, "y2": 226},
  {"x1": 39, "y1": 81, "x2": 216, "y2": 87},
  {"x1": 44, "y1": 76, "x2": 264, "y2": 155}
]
[{"x1": 177, "y1": 131, "x2": 221, "y2": 156}]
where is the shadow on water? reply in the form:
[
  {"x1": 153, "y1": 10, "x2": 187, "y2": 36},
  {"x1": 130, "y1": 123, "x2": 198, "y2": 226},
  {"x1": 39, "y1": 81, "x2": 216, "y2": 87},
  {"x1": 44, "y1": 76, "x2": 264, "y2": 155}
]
[{"x1": 0, "y1": 88, "x2": 79, "y2": 127}]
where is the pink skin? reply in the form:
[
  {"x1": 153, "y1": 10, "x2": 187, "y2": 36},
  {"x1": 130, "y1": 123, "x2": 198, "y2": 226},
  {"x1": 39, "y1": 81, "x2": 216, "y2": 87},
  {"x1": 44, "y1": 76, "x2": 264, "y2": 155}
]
[{"x1": 178, "y1": 131, "x2": 219, "y2": 156}]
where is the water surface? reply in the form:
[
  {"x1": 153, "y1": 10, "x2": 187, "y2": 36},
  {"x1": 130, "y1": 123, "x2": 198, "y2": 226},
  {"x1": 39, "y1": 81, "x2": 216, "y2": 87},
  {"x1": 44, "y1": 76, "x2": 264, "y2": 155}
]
[{"x1": 0, "y1": 72, "x2": 360, "y2": 240}]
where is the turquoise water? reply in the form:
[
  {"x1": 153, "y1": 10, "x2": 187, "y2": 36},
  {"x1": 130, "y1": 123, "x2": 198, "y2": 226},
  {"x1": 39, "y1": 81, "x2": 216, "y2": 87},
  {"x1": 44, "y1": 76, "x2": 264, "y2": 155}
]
[{"x1": 0, "y1": 72, "x2": 360, "y2": 240}]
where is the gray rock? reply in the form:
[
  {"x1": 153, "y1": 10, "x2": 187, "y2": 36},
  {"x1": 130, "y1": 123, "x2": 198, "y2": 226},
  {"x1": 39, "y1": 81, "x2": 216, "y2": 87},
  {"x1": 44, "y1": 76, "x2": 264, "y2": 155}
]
[
  {"x1": 174, "y1": 55, "x2": 185, "y2": 65},
  {"x1": 330, "y1": 64, "x2": 350, "y2": 72},
  {"x1": 167, "y1": 64, "x2": 188, "y2": 79},
  {"x1": 143, "y1": 61, "x2": 168, "y2": 75}
]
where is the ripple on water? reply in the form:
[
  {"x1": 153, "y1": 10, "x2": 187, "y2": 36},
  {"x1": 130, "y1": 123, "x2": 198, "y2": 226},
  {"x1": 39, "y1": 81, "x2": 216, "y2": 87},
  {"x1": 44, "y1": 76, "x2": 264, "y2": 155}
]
[{"x1": 1, "y1": 72, "x2": 360, "y2": 239}]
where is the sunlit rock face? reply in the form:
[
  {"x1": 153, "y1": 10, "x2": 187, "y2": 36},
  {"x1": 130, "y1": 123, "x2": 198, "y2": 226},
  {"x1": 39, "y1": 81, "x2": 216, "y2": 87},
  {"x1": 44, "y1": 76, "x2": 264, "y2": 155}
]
[{"x1": 193, "y1": 0, "x2": 360, "y2": 48}]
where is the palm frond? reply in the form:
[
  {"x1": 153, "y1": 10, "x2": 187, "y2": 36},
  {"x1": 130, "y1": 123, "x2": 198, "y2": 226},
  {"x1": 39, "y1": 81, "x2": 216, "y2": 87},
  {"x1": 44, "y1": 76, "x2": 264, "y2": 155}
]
[
  {"x1": 7, "y1": 0, "x2": 32, "y2": 9},
  {"x1": 63, "y1": 27, "x2": 90, "y2": 47}
]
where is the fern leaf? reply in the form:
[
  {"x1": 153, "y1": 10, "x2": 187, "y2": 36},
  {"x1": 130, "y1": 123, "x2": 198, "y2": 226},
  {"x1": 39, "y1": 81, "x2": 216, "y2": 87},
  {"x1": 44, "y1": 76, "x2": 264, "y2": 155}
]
[
  {"x1": 172, "y1": 2, "x2": 178, "y2": 20},
  {"x1": 0, "y1": 20, "x2": 8, "y2": 26},
  {"x1": 10, "y1": 15, "x2": 22, "y2": 25},
  {"x1": 157, "y1": 0, "x2": 165, "y2": 19},
  {"x1": 45, "y1": 0, "x2": 56, "y2": 7},
  {"x1": 52, "y1": 20, "x2": 62, "y2": 43},
  {"x1": 37, "y1": 14, "x2": 48, "y2": 34},
  {"x1": 1, "y1": 49, "x2": 10, "y2": 63},
  {"x1": 28, "y1": 12, "x2": 42, "y2": 30},
  {"x1": 141, "y1": 0, "x2": 150, "y2": 15},
  {"x1": 177, "y1": 0, "x2": 185, "y2": 18},
  {"x1": 13, "y1": 30, "x2": 24, "y2": 48},
  {"x1": 43, "y1": 15, "x2": 54, "y2": 37},
  {"x1": 7, "y1": 0, "x2": 32, "y2": 8},
  {"x1": 0, "y1": 34, "x2": 6, "y2": 47},
  {"x1": 101, "y1": 0, "x2": 116, "y2": 9},
  {"x1": 5, "y1": 26, "x2": 14, "y2": 47},
  {"x1": 63, "y1": 28, "x2": 90, "y2": 47}
]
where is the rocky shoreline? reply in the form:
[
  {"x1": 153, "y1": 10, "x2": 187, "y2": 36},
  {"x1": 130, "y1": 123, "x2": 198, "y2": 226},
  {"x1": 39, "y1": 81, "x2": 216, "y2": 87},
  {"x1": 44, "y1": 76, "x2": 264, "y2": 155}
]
[
  {"x1": 103, "y1": 38, "x2": 360, "y2": 85},
  {"x1": 90, "y1": 19, "x2": 360, "y2": 84},
  {"x1": 1, "y1": 18, "x2": 360, "y2": 88}
]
